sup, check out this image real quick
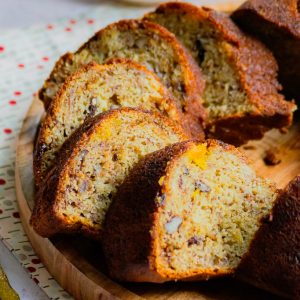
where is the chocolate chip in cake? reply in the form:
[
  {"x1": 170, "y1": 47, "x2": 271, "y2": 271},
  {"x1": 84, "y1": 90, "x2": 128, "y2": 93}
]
[
  {"x1": 195, "y1": 180, "x2": 210, "y2": 192},
  {"x1": 112, "y1": 153, "x2": 118, "y2": 161},
  {"x1": 165, "y1": 216, "x2": 182, "y2": 234}
]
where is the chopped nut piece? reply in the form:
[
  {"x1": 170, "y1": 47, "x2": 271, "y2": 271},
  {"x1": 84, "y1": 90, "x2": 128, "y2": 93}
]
[
  {"x1": 165, "y1": 216, "x2": 182, "y2": 234},
  {"x1": 195, "y1": 180, "x2": 211, "y2": 192},
  {"x1": 183, "y1": 166, "x2": 189, "y2": 175},
  {"x1": 187, "y1": 236, "x2": 203, "y2": 246},
  {"x1": 155, "y1": 193, "x2": 166, "y2": 207}
]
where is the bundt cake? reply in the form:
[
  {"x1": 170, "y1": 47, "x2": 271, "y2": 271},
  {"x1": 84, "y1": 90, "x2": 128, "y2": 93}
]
[
  {"x1": 144, "y1": 2, "x2": 296, "y2": 145},
  {"x1": 232, "y1": 0, "x2": 300, "y2": 102},
  {"x1": 39, "y1": 19, "x2": 206, "y2": 136},
  {"x1": 236, "y1": 175, "x2": 300, "y2": 299},
  {"x1": 102, "y1": 139, "x2": 277, "y2": 282},
  {"x1": 34, "y1": 59, "x2": 185, "y2": 185},
  {"x1": 31, "y1": 108, "x2": 188, "y2": 239}
]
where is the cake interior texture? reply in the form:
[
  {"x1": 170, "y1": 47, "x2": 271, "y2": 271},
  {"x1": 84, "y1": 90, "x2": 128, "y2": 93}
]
[
  {"x1": 55, "y1": 110, "x2": 184, "y2": 233},
  {"x1": 154, "y1": 142, "x2": 276, "y2": 277},
  {"x1": 145, "y1": 10, "x2": 253, "y2": 122},
  {"x1": 37, "y1": 61, "x2": 180, "y2": 181},
  {"x1": 44, "y1": 21, "x2": 193, "y2": 112}
]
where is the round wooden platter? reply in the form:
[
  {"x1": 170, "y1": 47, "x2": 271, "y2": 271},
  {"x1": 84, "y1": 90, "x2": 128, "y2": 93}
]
[{"x1": 15, "y1": 96, "x2": 300, "y2": 300}]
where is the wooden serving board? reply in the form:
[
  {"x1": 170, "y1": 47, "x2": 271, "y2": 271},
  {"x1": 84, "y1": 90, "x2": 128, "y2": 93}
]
[{"x1": 15, "y1": 96, "x2": 300, "y2": 300}]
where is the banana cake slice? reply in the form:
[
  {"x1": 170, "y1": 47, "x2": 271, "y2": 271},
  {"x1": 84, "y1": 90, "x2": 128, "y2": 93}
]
[
  {"x1": 34, "y1": 59, "x2": 185, "y2": 185},
  {"x1": 39, "y1": 19, "x2": 206, "y2": 136},
  {"x1": 102, "y1": 140, "x2": 277, "y2": 282},
  {"x1": 31, "y1": 108, "x2": 188, "y2": 239},
  {"x1": 144, "y1": 2, "x2": 296, "y2": 145}
]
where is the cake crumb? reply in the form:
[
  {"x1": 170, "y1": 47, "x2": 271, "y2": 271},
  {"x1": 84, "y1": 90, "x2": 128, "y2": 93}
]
[{"x1": 263, "y1": 149, "x2": 281, "y2": 166}]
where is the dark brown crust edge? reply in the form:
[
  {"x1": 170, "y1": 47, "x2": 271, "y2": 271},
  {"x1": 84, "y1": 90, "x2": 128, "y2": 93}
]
[
  {"x1": 30, "y1": 108, "x2": 188, "y2": 240},
  {"x1": 231, "y1": 0, "x2": 300, "y2": 102},
  {"x1": 236, "y1": 175, "x2": 300, "y2": 299}
]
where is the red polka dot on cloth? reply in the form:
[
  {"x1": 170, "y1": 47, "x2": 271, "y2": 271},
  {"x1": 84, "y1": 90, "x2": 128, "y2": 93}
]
[
  {"x1": 14, "y1": 91, "x2": 22, "y2": 96},
  {"x1": 13, "y1": 212, "x2": 20, "y2": 218},
  {"x1": 65, "y1": 27, "x2": 72, "y2": 32},
  {"x1": 32, "y1": 258, "x2": 41, "y2": 264},
  {"x1": 3, "y1": 128, "x2": 12, "y2": 134},
  {"x1": 87, "y1": 19, "x2": 94, "y2": 24},
  {"x1": 0, "y1": 179, "x2": 6, "y2": 185},
  {"x1": 47, "y1": 24, "x2": 53, "y2": 30},
  {"x1": 18, "y1": 63, "x2": 25, "y2": 68},
  {"x1": 9, "y1": 100, "x2": 16, "y2": 105},
  {"x1": 0, "y1": 46, "x2": 4, "y2": 52},
  {"x1": 69, "y1": 19, "x2": 76, "y2": 25},
  {"x1": 42, "y1": 56, "x2": 49, "y2": 62},
  {"x1": 27, "y1": 266, "x2": 36, "y2": 273}
]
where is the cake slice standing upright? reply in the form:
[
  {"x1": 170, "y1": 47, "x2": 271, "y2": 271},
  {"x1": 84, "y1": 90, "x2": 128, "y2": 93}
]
[{"x1": 103, "y1": 140, "x2": 277, "y2": 282}]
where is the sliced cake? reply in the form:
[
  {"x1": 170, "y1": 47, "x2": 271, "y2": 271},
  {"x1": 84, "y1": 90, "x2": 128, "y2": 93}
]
[
  {"x1": 232, "y1": 0, "x2": 300, "y2": 102},
  {"x1": 102, "y1": 140, "x2": 277, "y2": 282},
  {"x1": 39, "y1": 19, "x2": 206, "y2": 136},
  {"x1": 236, "y1": 175, "x2": 300, "y2": 299},
  {"x1": 34, "y1": 59, "x2": 185, "y2": 185},
  {"x1": 31, "y1": 108, "x2": 188, "y2": 239},
  {"x1": 144, "y1": 2, "x2": 296, "y2": 145}
]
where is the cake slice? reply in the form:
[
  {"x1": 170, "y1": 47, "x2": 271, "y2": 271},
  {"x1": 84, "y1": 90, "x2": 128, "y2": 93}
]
[
  {"x1": 232, "y1": 0, "x2": 300, "y2": 102},
  {"x1": 39, "y1": 19, "x2": 206, "y2": 136},
  {"x1": 34, "y1": 59, "x2": 185, "y2": 185},
  {"x1": 144, "y1": 2, "x2": 296, "y2": 145},
  {"x1": 31, "y1": 108, "x2": 188, "y2": 239},
  {"x1": 102, "y1": 140, "x2": 277, "y2": 282},
  {"x1": 236, "y1": 175, "x2": 300, "y2": 299}
]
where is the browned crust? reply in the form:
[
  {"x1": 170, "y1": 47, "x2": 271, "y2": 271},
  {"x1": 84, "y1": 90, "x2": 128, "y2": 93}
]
[
  {"x1": 236, "y1": 175, "x2": 300, "y2": 299},
  {"x1": 30, "y1": 108, "x2": 188, "y2": 239},
  {"x1": 38, "y1": 19, "x2": 206, "y2": 138},
  {"x1": 102, "y1": 139, "x2": 248, "y2": 282},
  {"x1": 145, "y1": 2, "x2": 296, "y2": 145},
  {"x1": 34, "y1": 59, "x2": 188, "y2": 186},
  {"x1": 232, "y1": 0, "x2": 300, "y2": 102}
]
